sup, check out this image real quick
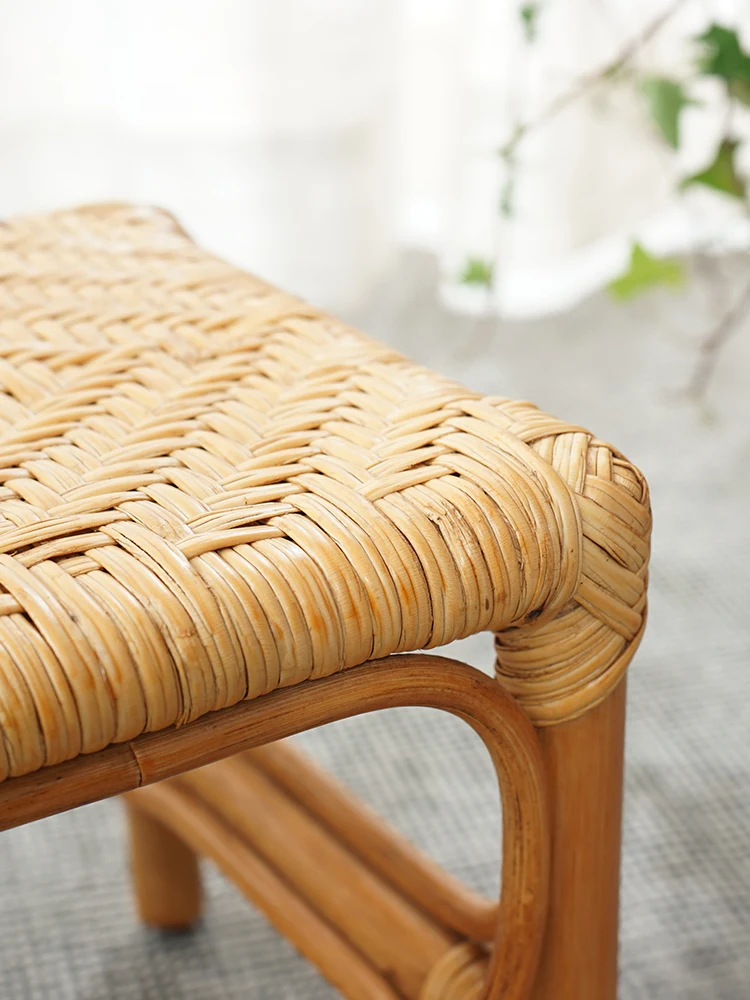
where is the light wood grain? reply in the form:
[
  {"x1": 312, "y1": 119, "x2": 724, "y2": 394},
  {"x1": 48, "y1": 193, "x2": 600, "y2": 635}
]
[
  {"x1": 125, "y1": 800, "x2": 203, "y2": 929},
  {"x1": 0, "y1": 742, "x2": 140, "y2": 831},
  {"x1": 530, "y1": 678, "x2": 627, "y2": 1000}
]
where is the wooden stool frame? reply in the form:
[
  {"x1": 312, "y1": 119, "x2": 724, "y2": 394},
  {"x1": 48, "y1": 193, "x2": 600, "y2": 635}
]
[{"x1": 0, "y1": 653, "x2": 626, "y2": 1000}]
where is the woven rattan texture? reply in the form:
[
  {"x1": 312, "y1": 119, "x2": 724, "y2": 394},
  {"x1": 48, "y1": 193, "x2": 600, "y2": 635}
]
[{"x1": 0, "y1": 204, "x2": 650, "y2": 781}]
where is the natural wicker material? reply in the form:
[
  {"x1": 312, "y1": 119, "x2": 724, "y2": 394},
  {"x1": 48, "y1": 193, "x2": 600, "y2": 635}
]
[
  {"x1": 0, "y1": 203, "x2": 650, "y2": 783},
  {"x1": 0, "y1": 204, "x2": 653, "y2": 1000}
]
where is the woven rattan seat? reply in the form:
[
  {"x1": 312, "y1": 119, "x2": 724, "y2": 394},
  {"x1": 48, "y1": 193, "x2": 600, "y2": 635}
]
[
  {"x1": 0, "y1": 204, "x2": 653, "y2": 1000},
  {"x1": 0, "y1": 204, "x2": 650, "y2": 784}
]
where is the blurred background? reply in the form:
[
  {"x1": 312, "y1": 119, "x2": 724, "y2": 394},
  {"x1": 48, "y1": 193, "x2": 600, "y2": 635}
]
[{"x1": 0, "y1": 1, "x2": 749, "y2": 998}]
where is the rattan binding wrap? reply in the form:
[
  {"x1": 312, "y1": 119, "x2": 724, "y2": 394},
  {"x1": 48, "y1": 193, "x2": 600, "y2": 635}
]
[{"x1": 0, "y1": 204, "x2": 650, "y2": 782}]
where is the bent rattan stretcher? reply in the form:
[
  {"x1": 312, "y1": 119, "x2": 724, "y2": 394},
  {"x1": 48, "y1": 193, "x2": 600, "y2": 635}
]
[{"x1": 0, "y1": 204, "x2": 650, "y2": 1000}]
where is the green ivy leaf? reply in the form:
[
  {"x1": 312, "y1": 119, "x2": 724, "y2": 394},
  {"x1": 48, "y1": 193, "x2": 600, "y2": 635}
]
[
  {"x1": 695, "y1": 23, "x2": 750, "y2": 105},
  {"x1": 460, "y1": 258, "x2": 494, "y2": 288},
  {"x1": 681, "y1": 139, "x2": 746, "y2": 199},
  {"x1": 640, "y1": 77, "x2": 692, "y2": 148},
  {"x1": 608, "y1": 243, "x2": 684, "y2": 301},
  {"x1": 519, "y1": 3, "x2": 540, "y2": 43}
]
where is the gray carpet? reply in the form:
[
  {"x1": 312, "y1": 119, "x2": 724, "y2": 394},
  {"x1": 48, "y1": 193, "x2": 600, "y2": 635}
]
[{"x1": 1, "y1": 253, "x2": 749, "y2": 998}]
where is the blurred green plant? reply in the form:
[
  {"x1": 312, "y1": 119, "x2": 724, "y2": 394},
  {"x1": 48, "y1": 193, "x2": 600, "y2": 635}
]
[
  {"x1": 697, "y1": 23, "x2": 750, "y2": 104},
  {"x1": 460, "y1": 257, "x2": 494, "y2": 288},
  {"x1": 519, "y1": 3, "x2": 541, "y2": 43},
  {"x1": 640, "y1": 77, "x2": 693, "y2": 148},
  {"x1": 682, "y1": 138, "x2": 746, "y2": 198},
  {"x1": 461, "y1": 4, "x2": 750, "y2": 399},
  {"x1": 608, "y1": 244, "x2": 684, "y2": 300}
]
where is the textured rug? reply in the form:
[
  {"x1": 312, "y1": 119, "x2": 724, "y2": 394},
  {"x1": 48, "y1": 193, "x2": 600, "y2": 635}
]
[{"x1": 1, "y1": 253, "x2": 748, "y2": 999}]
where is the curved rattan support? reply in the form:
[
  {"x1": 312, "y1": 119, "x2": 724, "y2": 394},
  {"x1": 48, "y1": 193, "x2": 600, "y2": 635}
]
[{"x1": 1, "y1": 654, "x2": 550, "y2": 1000}]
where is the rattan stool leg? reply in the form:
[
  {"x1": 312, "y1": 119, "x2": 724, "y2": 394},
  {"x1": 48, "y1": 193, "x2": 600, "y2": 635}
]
[
  {"x1": 530, "y1": 679, "x2": 627, "y2": 1000},
  {"x1": 125, "y1": 800, "x2": 203, "y2": 930}
]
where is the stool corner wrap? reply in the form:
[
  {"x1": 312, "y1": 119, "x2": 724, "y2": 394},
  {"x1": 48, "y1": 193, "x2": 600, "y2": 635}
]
[{"x1": 493, "y1": 413, "x2": 652, "y2": 727}]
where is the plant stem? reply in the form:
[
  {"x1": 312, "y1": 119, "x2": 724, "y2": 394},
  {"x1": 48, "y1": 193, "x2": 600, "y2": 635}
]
[
  {"x1": 687, "y1": 270, "x2": 750, "y2": 399},
  {"x1": 500, "y1": 0, "x2": 689, "y2": 161}
]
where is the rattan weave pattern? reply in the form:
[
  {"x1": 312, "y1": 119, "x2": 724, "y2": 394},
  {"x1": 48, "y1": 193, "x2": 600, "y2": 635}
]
[{"x1": 0, "y1": 204, "x2": 650, "y2": 781}]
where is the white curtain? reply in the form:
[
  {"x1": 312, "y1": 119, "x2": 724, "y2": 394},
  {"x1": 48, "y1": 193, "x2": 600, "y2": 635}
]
[{"x1": 0, "y1": 0, "x2": 748, "y2": 314}]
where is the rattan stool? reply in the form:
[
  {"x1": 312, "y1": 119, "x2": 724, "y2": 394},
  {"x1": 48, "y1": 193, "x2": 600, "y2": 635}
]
[{"x1": 0, "y1": 204, "x2": 650, "y2": 1000}]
